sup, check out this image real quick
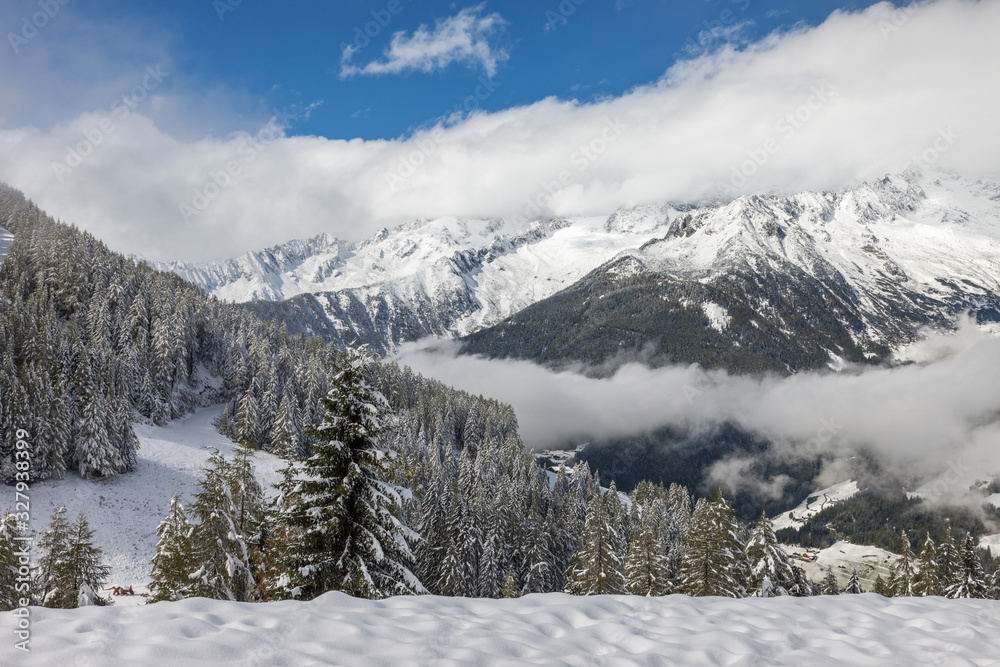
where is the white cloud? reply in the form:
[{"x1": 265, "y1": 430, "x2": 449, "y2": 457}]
[
  {"x1": 340, "y1": 4, "x2": 509, "y2": 78},
  {"x1": 392, "y1": 318, "x2": 1000, "y2": 488},
  {"x1": 1, "y1": 0, "x2": 1000, "y2": 262}
]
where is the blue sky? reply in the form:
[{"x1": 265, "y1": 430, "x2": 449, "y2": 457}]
[
  {"x1": 1, "y1": 0, "x2": 998, "y2": 262},
  {"x1": 6, "y1": 0, "x2": 900, "y2": 140}
]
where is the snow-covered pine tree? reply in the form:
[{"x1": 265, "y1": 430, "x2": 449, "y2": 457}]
[
  {"x1": 945, "y1": 534, "x2": 988, "y2": 599},
  {"x1": 500, "y1": 566, "x2": 520, "y2": 598},
  {"x1": 745, "y1": 510, "x2": 798, "y2": 596},
  {"x1": 270, "y1": 385, "x2": 301, "y2": 458},
  {"x1": 63, "y1": 513, "x2": 111, "y2": 607},
  {"x1": 679, "y1": 491, "x2": 749, "y2": 598},
  {"x1": 234, "y1": 382, "x2": 260, "y2": 448},
  {"x1": 36, "y1": 509, "x2": 110, "y2": 608},
  {"x1": 74, "y1": 388, "x2": 121, "y2": 479},
  {"x1": 565, "y1": 490, "x2": 626, "y2": 595},
  {"x1": 989, "y1": 567, "x2": 1000, "y2": 600},
  {"x1": 890, "y1": 531, "x2": 917, "y2": 597},
  {"x1": 0, "y1": 510, "x2": 29, "y2": 610},
  {"x1": 277, "y1": 348, "x2": 425, "y2": 600},
  {"x1": 522, "y1": 500, "x2": 554, "y2": 595},
  {"x1": 820, "y1": 569, "x2": 840, "y2": 595},
  {"x1": 872, "y1": 574, "x2": 892, "y2": 597},
  {"x1": 187, "y1": 449, "x2": 255, "y2": 602},
  {"x1": 914, "y1": 533, "x2": 940, "y2": 596},
  {"x1": 624, "y1": 504, "x2": 671, "y2": 596},
  {"x1": 937, "y1": 520, "x2": 960, "y2": 593},
  {"x1": 437, "y1": 486, "x2": 476, "y2": 597},
  {"x1": 34, "y1": 507, "x2": 71, "y2": 607},
  {"x1": 149, "y1": 492, "x2": 195, "y2": 602},
  {"x1": 844, "y1": 569, "x2": 864, "y2": 594}
]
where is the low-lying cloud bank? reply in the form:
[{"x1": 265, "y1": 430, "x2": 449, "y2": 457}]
[
  {"x1": 393, "y1": 319, "x2": 1000, "y2": 491},
  {"x1": 2, "y1": 1, "x2": 1000, "y2": 261}
]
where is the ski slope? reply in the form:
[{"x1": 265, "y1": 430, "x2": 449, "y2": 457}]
[{"x1": 5, "y1": 590, "x2": 1000, "y2": 666}]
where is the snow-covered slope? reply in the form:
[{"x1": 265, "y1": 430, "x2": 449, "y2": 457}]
[
  {"x1": 26, "y1": 405, "x2": 284, "y2": 589},
  {"x1": 772, "y1": 480, "x2": 859, "y2": 532},
  {"x1": 7, "y1": 591, "x2": 1000, "y2": 665}
]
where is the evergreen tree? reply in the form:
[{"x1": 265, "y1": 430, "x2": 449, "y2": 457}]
[
  {"x1": 820, "y1": 569, "x2": 840, "y2": 595},
  {"x1": 745, "y1": 510, "x2": 798, "y2": 596},
  {"x1": 913, "y1": 533, "x2": 940, "y2": 596},
  {"x1": 945, "y1": 534, "x2": 988, "y2": 599},
  {"x1": 277, "y1": 348, "x2": 424, "y2": 600},
  {"x1": 234, "y1": 383, "x2": 260, "y2": 448},
  {"x1": 624, "y1": 506, "x2": 671, "y2": 596},
  {"x1": 74, "y1": 389, "x2": 121, "y2": 479},
  {"x1": 872, "y1": 574, "x2": 892, "y2": 597},
  {"x1": 149, "y1": 493, "x2": 194, "y2": 602},
  {"x1": 270, "y1": 386, "x2": 301, "y2": 458},
  {"x1": 565, "y1": 492, "x2": 626, "y2": 596},
  {"x1": 937, "y1": 520, "x2": 960, "y2": 593},
  {"x1": 34, "y1": 507, "x2": 72, "y2": 607},
  {"x1": 500, "y1": 566, "x2": 519, "y2": 598},
  {"x1": 844, "y1": 569, "x2": 864, "y2": 594},
  {"x1": 890, "y1": 531, "x2": 917, "y2": 597},
  {"x1": 187, "y1": 449, "x2": 255, "y2": 602},
  {"x1": 679, "y1": 492, "x2": 749, "y2": 598},
  {"x1": 35, "y1": 509, "x2": 109, "y2": 608}
]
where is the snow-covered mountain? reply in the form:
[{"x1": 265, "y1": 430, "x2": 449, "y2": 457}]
[
  {"x1": 161, "y1": 170, "x2": 1000, "y2": 367},
  {"x1": 464, "y1": 171, "x2": 1000, "y2": 371}
]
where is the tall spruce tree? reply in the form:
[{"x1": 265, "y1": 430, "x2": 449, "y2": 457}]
[
  {"x1": 624, "y1": 506, "x2": 671, "y2": 596},
  {"x1": 565, "y1": 491, "x2": 626, "y2": 596},
  {"x1": 149, "y1": 493, "x2": 195, "y2": 602},
  {"x1": 745, "y1": 510, "x2": 798, "y2": 596},
  {"x1": 946, "y1": 534, "x2": 988, "y2": 599},
  {"x1": 679, "y1": 492, "x2": 749, "y2": 598},
  {"x1": 914, "y1": 533, "x2": 940, "y2": 596},
  {"x1": 187, "y1": 449, "x2": 255, "y2": 602},
  {"x1": 844, "y1": 569, "x2": 864, "y2": 594},
  {"x1": 890, "y1": 531, "x2": 917, "y2": 597},
  {"x1": 277, "y1": 348, "x2": 425, "y2": 600},
  {"x1": 35, "y1": 509, "x2": 109, "y2": 608}
]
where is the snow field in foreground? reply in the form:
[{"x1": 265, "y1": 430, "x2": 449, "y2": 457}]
[{"x1": 3, "y1": 592, "x2": 1000, "y2": 666}]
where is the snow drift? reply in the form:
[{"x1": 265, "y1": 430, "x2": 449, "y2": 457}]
[{"x1": 4, "y1": 591, "x2": 999, "y2": 666}]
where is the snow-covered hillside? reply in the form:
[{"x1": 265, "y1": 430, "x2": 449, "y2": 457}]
[
  {"x1": 158, "y1": 170, "x2": 1000, "y2": 361},
  {"x1": 772, "y1": 480, "x2": 859, "y2": 532},
  {"x1": 26, "y1": 405, "x2": 284, "y2": 590},
  {"x1": 6, "y1": 590, "x2": 1000, "y2": 666}
]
